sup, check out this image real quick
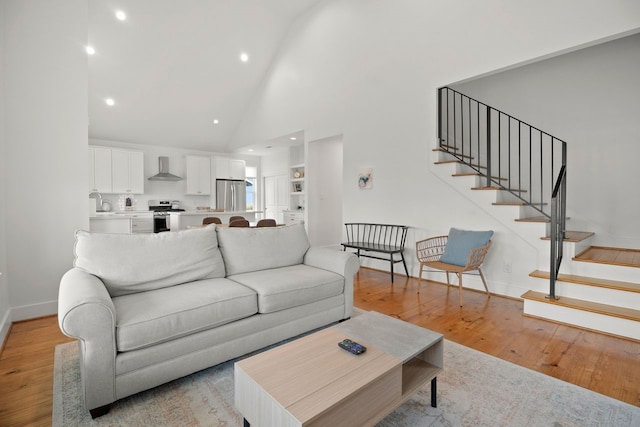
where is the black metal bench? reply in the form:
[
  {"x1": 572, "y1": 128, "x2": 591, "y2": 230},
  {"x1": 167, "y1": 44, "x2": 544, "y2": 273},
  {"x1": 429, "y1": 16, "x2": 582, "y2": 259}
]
[{"x1": 341, "y1": 223, "x2": 409, "y2": 283}]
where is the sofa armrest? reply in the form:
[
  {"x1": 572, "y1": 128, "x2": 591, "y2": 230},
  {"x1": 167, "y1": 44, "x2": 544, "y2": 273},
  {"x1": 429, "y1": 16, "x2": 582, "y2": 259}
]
[
  {"x1": 304, "y1": 247, "x2": 360, "y2": 319},
  {"x1": 58, "y1": 268, "x2": 117, "y2": 411}
]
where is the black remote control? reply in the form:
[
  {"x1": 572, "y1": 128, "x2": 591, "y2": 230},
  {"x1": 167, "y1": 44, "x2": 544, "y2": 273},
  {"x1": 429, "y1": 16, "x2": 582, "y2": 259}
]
[{"x1": 338, "y1": 339, "x2": 367, "y2": 355}]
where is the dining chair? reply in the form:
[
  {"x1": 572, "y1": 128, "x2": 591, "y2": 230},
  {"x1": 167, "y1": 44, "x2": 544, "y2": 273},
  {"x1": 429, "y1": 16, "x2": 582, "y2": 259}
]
[
  {"x1": 256, "y1": 219, "x2": 277, "y2": 227},
  {"x1": 229, "y1": 219, "x2": 250, "y2": 227},
  {"x1": 228, "y1": 216, "x2": 246, "y2": 224},
  {"x1": 415, "y1": 228, "x2": 493, "y2": 306},
  {"x1": 202, "y1": 216, "x2": 222, "y2": 225}
]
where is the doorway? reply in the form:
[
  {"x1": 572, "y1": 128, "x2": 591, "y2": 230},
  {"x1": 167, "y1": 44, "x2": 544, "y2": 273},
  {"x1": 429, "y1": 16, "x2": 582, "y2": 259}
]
[
  {"x1": 307, "y1": 135, "x2": 343, "y2": 247},
  {"x1": 263, "y1": 174, "x2": 288, "y2": 223}
]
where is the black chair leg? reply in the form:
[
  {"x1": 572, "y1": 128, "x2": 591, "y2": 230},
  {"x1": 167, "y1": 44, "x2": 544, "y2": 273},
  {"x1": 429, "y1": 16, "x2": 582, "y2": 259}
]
[
  {"x1": 400, "y1": 252, "x2": 409, "y2": 277},
  {"x1": 390, "y1": 253, "x2": 395, "y2": 283}
]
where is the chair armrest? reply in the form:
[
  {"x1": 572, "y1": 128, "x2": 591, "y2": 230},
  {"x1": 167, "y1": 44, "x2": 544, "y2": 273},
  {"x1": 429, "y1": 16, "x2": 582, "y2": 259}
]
[
  {"x1": 304, "y1": 247, "x2": 360, "y2": 318},
  {"x1": 416, "y1": 235, "x2": 448, "y2": 263},
  {"x1": 465, "y1": 241, "x2": 492, "y2": 270},
  {"x1": 58, "y1": 268, "x2": 117, "y2": 410}
]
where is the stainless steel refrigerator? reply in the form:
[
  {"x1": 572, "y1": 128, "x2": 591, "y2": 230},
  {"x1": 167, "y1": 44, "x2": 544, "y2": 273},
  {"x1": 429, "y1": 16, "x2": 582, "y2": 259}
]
[{"x1": 216, "y1": 179, "x2": 246, "y2": 212}]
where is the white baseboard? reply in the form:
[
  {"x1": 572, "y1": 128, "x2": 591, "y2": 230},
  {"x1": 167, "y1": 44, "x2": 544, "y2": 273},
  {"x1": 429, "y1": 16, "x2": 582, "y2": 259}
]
[
  {"x1": 0, "y1": 308, "x2": 12, "y2": 350},
  {"x1": 11, "y1": 300, "x2": 57, "y2": 321}
]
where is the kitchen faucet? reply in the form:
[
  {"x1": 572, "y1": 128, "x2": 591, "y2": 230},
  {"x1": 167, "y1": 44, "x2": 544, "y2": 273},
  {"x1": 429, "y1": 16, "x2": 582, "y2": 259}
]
[{"x1": 89, "y1": 191, "x2": 103, "y2": 210}]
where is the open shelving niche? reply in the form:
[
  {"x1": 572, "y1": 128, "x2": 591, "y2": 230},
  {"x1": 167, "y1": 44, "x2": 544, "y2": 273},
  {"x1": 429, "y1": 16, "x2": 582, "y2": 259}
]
[{"x1": 286, "y1": 144, "x2": 306, "y2": 224}]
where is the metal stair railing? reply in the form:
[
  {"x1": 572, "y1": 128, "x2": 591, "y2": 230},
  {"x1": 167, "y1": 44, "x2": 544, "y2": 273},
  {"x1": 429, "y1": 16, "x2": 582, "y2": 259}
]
[{"x1": 437, "y1": 86, "x2": 567, "y2": 298}]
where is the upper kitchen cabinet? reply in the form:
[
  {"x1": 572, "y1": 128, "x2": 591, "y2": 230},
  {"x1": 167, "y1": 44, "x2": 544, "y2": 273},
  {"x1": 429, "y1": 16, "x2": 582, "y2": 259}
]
[
  {"x1": 214, "y1": 157, "x2": 246, "y2": 180},
  {"x1": 112, "y1": 149, "x2": 145, "y2": 194},
  {"x1": 88, "y1": 146, "x2": 112, "y2": 193},
  {"x1": 185, "y1": 155, "x2": 212, "y2": 195}
]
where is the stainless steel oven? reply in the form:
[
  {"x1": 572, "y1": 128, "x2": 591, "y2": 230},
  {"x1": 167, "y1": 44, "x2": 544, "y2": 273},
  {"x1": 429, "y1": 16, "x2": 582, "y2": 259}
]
[{"x1": 148, "y1": 200, "x2": 184, "y2": 232}]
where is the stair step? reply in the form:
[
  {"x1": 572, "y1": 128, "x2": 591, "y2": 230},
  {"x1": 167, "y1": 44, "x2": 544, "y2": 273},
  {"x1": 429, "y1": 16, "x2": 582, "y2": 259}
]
[
  {"x1": 493, "y1": 201, "x2": 547, "y2": 206},
  {"x1": 529, "y1": 270, "x2": 640, "y2": 294},
  {"x1": 453, "y1": 173, "x2": 509, "y2": 181},
  {"x1": 540, "y1": 231, "x2": 594, "y2": 242},
  {"x1": 471, "y1": 186, "x2": 503, "y2": 190},
  {"x1": 434, "y1": 160, "x2": 460, "y2": 165},
  {"x1": 521, "y1": 290, "x2": 640, "y2": 322},
  {"x1": 515, "y1": 216, "x2": 550, "y2": 223},
  {"x1": 574, "y1": 246, "x2": 640, "y2": 268},
  {"x1": 433, "y1": 144, "x2": 460, "y2": 151},
  {"x1": 432, "y1": 148, "x2": 473, "y2": 160}
]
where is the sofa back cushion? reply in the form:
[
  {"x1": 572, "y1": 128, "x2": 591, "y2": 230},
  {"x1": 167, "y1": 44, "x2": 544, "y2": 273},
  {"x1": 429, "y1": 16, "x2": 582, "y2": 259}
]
[
  {"x1": 74, "y1": 226, "x2": 226, "y2": 296},
  {"x1": 217, "y1": 223, "x2": 310, "y2": 275}
]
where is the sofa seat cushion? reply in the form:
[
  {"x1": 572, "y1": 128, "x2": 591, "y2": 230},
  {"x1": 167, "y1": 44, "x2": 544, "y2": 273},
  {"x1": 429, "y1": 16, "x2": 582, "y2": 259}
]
[
  {"x1": 74, "y1": 226, "x2": 226, "y2": 297},
  {"x1": 112, "y1": 278, "x2": 257, "y2": 351},
  {"x1": 228, "y1": 264, "x2": 344, "y2": 314}
]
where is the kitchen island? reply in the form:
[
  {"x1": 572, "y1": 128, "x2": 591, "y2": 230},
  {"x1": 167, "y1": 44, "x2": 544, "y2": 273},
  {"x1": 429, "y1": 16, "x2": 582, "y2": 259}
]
[
  {"x1": 169, "y1": 211, "x2": 263, "y2": 231},
  {"x1": 89, "y1": 211, "x2": 154, "y2": 234}
]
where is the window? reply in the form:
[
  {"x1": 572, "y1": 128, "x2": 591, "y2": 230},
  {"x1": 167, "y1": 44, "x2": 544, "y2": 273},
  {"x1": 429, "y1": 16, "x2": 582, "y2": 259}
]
[{"x1": 246, "y1": 166, "x2": 257, "y2": 210}]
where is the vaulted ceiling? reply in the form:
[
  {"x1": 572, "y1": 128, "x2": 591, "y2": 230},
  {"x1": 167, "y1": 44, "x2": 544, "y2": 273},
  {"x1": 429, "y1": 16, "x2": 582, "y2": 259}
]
[{"x1": 88, "y1": 0, "x2": 321, "y2": 153}]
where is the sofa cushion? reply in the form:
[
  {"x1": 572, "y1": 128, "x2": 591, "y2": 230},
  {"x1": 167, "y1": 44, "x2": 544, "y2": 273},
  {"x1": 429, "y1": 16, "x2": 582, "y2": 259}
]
[
  {"x1": 74, "y1": 226, "x2": 226, "y2": 296},
  {"x1": 217, "y1": 224, "x2": 310, "y2": 275},
  {"x1": 112, "y1": 278, "x2": 257, "y2": 351},
  {"x1": 228, "y1": 264, "x2": 344, "y2": 313}
]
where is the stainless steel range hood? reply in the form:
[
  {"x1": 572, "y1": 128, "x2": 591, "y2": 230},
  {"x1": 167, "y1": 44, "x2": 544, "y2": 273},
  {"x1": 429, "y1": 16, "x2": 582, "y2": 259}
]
[{"x1": 148, "y1": 156, "x2": 182, "y2": 181}]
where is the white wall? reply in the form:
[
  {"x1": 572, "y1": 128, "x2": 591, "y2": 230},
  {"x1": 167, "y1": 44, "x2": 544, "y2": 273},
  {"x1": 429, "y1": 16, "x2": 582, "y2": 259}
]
[
  {"x1": 0, "y1": 0, "x2": 11, "y2": 343},
  {"x1": 452, "y1": 33, "x2": 640, "y2": 248},
  {"x1": 3, "y1": 0, "x2": 88, "y2": 320},
  {"x1": 231, "y1": 0, "x2": 640, "y2": 297}
]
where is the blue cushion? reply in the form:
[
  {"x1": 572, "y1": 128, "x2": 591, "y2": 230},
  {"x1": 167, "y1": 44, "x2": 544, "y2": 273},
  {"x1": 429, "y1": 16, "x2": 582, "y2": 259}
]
[{"x1": 440, "y1": 228, "x2": 494, "y2": 267}]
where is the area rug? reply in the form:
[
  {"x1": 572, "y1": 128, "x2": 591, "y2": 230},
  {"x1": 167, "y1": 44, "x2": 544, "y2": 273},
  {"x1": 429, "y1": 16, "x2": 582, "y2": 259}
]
[{"x1": 53, "y1": 339, "x2": 640, "y2": 427}]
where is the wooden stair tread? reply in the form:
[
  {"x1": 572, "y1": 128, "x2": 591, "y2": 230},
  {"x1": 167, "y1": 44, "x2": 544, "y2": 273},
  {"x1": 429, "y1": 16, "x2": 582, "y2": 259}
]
[
  {"x1": 493, "y1": 201, "x2": 526, "y2": 206},
  {"x1": 471, "y1": 186, "x2": 503, "y2": 191},
  {"x1": 540, "y1": 231, "x2": 594, "y2": 242},
  {"x1": 493, "y1": 201, "x2": 548, "y2": 206},
  {"x1": 453, "y1": 173, "x2": 509, "y2": 181},
  {"x1": 515, "y1": 216, "x2": 550, "y2": 223},
  {"x1": 434, "y1": 160, "x2": 460, "y2": 165},
  {"x1": 529, "y1": 270, "x2": 640, "y2": 293},
  {"x1": 521, "y1": 290, "x2": 640, "y2": 322},
  {"x1": 574, "y1": 246, "x2": 640, "y2": 268}
]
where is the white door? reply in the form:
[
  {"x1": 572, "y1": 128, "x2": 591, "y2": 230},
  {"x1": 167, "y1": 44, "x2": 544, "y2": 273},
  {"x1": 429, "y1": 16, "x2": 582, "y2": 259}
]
[
  {"x1": 308, "y1": 135, "x2": 343, "y2": 247},
  {"x1": 264, "y1": 174, "x2": 288, "y2": 223}
]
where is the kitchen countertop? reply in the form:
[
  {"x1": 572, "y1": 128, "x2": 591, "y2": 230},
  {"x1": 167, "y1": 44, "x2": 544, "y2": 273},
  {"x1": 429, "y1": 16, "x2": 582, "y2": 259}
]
[
  {"x1": 90, "y1": 211, "x2": 153, "y2": 219},
  {"x1": 170, "y1": 210, "x2": 263, "y2": 216}
]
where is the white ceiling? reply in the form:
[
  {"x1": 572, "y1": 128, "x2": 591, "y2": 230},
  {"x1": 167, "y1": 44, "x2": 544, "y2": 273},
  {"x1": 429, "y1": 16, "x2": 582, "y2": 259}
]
[{"x1": 88, "y1": 0, "x2": 321, "y2": 154}]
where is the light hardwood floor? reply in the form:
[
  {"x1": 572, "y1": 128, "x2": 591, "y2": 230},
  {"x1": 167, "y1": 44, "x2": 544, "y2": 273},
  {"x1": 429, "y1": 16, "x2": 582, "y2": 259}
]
[{"x1": 0, "y1": 267, "x2": 638, "y2": 426}]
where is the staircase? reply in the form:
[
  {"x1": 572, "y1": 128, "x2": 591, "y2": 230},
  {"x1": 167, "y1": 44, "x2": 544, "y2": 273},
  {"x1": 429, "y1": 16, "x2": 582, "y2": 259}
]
[{"x1": 434, "y1": 87, "x2": 640, "y2": 341}]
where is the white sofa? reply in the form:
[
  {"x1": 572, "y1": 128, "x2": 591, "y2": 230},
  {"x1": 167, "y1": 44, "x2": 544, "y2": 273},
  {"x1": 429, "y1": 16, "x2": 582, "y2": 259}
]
[{"x1": 58, "y1": 224, "x2": 359, "y2": 417}]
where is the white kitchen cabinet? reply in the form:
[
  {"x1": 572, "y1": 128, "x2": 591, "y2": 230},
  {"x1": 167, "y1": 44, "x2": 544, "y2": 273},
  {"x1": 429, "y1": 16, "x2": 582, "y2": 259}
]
[
  {"x1": 88, "y1": 146, "x2": 112, "y2": 193},
  {"x1": 89, "y1": 217, "x2": 131, "y2": 233},
  {"x1": 214, "y1": 157, "x2": 246, "y2": 180},
  {"x1": 112, "y1": 149, "x2": 144, "y2": 194},
  {"x1": 283, "y1": 210, "x2": 304, "y2": 225},
  {"x1": 185, "y1": 155, "x2": 211, "y2": 195}
]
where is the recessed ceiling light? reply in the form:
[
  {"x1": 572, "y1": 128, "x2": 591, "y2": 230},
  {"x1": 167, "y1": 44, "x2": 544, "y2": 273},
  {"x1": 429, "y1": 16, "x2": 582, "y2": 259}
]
[
  {"x1": 248, "y1": 148, "x2": 254, "y2": 152},
  {"x1": 239, "y1": 52, "x2": 249, "y2": 63},
  {"x1": 290, "y1": 137, "x2": 297, "y2": 141},
  {"x1": 105, "y1": 98, "x2": 115, "y2": 106},
  {"x1": 115, "y1": 10, "x2": 127, "y2": 21},
  {"x1": 86, "y1": 46, "x2": 96, "y2": 55},
  {"x1": 213, "y1": 119, "x2": 219, "y2": 124}
]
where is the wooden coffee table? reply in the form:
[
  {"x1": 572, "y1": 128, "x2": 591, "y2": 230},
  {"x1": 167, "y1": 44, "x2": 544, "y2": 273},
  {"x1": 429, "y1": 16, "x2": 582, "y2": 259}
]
[{"x1": 234, "y1": 311, "x2": 443, "y2": 426}]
